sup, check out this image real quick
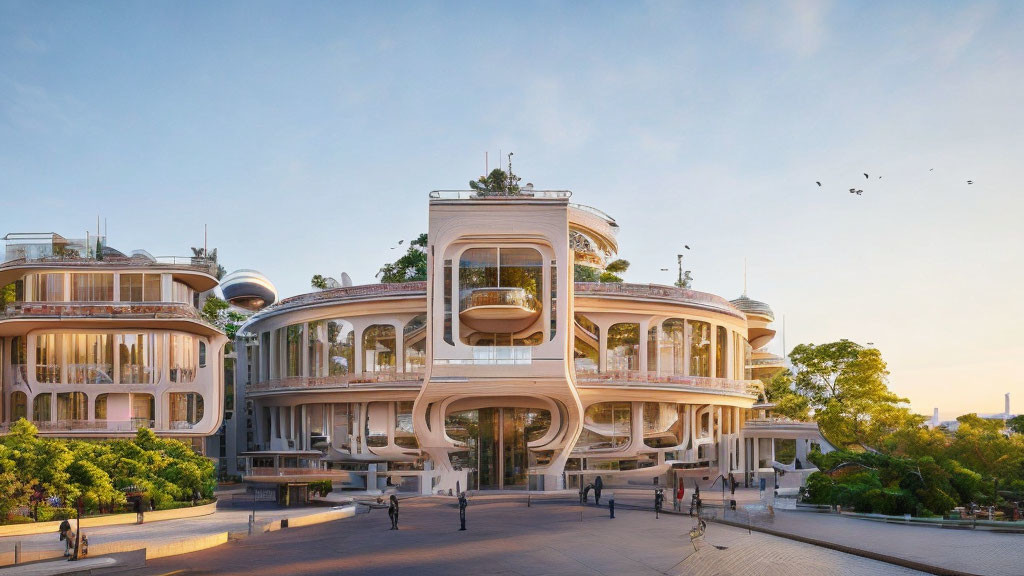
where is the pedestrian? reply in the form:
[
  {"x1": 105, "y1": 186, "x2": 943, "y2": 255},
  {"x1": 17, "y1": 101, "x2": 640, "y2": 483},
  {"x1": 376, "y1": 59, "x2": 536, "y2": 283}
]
[
  {"x1": 458, "y1": 492, "x2": 468, "y2": 531},
  {"x1": 65, "y1": 527, "x2": 76, "y2": 559},
  {"x1": 59, "y1": 518, "x2": 72, "y2": 557},
  {"x1": 654, "y1": 488, "x2": 664, "y2": 519},
  {"x1": 676, "y1": 480, "x2": 685, "y2": 512},
  {"x1": 729, "y1": 473, "x2": 736, "y2": 496},
  {"x1": 388, "y1": 494, "x2": 400, "y2": 530},
  {"x1": 134, "y1": 496, "x2": 144, "y2": 525},
  {"x1": 594, "y1": 476, "x2": 603, "y2": 506}
]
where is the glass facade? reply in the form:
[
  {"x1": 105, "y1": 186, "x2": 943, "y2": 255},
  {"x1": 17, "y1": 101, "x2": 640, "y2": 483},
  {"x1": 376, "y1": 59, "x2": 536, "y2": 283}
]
[
  {"x1": 716, "y1": 326, "x2": 728, "y2": 378},
  {"x1": 56, "y1": 392, "x2": 88, "y2": 421},
  {"x1": 285, "y1": 325, "x2": 302, "y2": 377},
  {"x1": 11, "y1": 391, "x2": 27, "y2": 420},
  {"x1": 33, "y1": 393, "x2": 51, "y2": 422},
  {"x1": 404, "y1": 315, "x2": 427, "y2": 374},
  {"x1": 575, "y1": 402, "x2": 631, "y2": 452},
  {"x1": 119, "y1": 273, "x2": 161, "y2": 302},
  {"x1": 169, "y1": 392, "x2": 204, "y2": 426},
  {"x1": 170, "y1": 334, "x2": 196, "y2": 383},
  {"x1": 458, "y1": 247, "x2": 544, "y2": 346},
  {"x1": 660, "y1": 319, "x2": 686, "y2": 375},
  {"x1": 328, "y1": 320, "x2": 354, "y2": 376},
  {"x1": 362, "y1": 325, "x2": 396, "y2": 373},
  {"x1": 444, "y1": 407, "x2": 550, "y2": 490},
  {"x1": 33, "y1": 273, "x2": 64, "y2": 301},
  {"x1": 70, "y1": 273, "x2": 114, "y2": 301},
  {"x1": 67, "y1": 333, "x2": 114, "y2": 384},
  {"x1": 689, "y1": 320, "x2": 711, "y2": 377},
  {"x1": 35, "y1": 333, "x2": 60, "y2": 383},
  {"x1": 573, "y1": 314, "x2": 599, "y2": 374},
  {"x1": 606, "y1": 323, "x2": 640, "y2": 372},
  {"x1": 118, "y1": 333, "x2": 159, "y2": 384},
  {"x1": 643, "y1": 402, "x2": 684, "y2": 448},
  {"x1": 394, "y1": 401, "x2": 418, "y2": 448}
]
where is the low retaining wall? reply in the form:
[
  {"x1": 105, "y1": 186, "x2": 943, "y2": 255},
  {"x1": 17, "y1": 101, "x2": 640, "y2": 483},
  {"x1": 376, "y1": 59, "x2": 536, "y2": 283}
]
[
  {"x1": 0, "y1": 501, "x2": 218, "y2": 538},
  {"x1": 263, "y1": 506, "x2": 356, "y2": 532}
]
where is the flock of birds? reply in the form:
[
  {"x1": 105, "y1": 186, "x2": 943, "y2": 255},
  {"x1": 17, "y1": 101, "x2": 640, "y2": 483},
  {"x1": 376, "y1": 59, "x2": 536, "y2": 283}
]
[{"x1": 816, "y1": 169, "x2": 974, "y2": 196}]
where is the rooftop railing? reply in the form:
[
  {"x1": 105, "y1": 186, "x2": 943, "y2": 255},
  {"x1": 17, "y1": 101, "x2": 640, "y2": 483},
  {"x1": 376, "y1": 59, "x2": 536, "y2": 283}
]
[
  {"x1": 576, "y1": 370, "x2": 762, "y2": 396},
  {"x1": 574, "y1": 282, "x2": 746, "y2": 319},
  {"x1": 459, "y1": 287, "x2": 540, "y2": 313},
  {"x1": 429, "y1": 190, "x2": 572, "y2": 200},
  {"x1": 1, "y1": 301, "x2": 206, "y2": 321}
]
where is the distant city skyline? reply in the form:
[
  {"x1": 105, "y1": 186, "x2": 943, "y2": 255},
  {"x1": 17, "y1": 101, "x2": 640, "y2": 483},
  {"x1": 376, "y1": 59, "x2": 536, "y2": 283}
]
[{"x1": 2, "y1": 2, "x2": 1022, "y2": 419}]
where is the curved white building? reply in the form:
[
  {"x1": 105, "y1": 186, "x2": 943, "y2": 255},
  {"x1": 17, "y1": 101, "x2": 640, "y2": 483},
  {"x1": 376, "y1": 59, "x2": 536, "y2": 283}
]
[
  {"x1": 0, "y1": 233, "x2": 227, "y2": 449},
  {"x1": 232, "y1": 190, "x2": 800, "y2": 495}
]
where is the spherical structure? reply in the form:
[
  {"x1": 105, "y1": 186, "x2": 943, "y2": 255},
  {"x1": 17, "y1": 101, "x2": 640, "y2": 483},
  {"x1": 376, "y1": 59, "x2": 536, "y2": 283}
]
[
  {"x1": 730, "y1": 295, "x2": 774, "y2": 321},
  {"x1": 221, "y1": 269, "x2": 278, "y2": 311}
]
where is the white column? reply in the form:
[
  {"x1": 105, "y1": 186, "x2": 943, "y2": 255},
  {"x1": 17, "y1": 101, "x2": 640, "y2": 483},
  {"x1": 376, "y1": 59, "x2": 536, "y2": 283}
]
[
  {"x1": 638, "y1": 319, "x2": 649, "y2": 377},
  {"x1": 709, "y1": 326, "x2": 717, "y2": 378}
]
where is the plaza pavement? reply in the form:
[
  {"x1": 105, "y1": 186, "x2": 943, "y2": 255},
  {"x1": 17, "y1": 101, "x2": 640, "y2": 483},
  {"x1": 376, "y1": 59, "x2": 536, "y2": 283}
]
[{"x1": 135, "y1": 498, "x2": 931, "y2": 576}]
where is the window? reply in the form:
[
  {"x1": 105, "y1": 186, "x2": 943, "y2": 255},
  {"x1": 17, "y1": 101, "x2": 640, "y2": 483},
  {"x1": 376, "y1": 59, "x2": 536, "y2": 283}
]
[
  {"x1": 199, "y1": 341, "x2": 207, "y2": 368},
  {"x1": 362, "y1": 325, "x2": 396, "y2": 373},
  {"x1": 33, "y1": 273, "x2": 64, "y2": 301},
  {"x1": 70, "y1": 273, "x2": 114, "y2": 301},
  {"x1": 458, "y1": 247, "x2": 544, "y2": 345},
  {"x1": 660, "y1": 319, "x2": 686, "y2": 376},
  {"x1": 716, "y1": 326, "x2": 728, "y2": 378},
  {"x1": 328, "y1": 320, "x2": 354, "y2": 376},
  {"x1": 67, "y1": 334, "x2": 114, "y2": 384},
  {"x1": 169, "y1": 392, "x2": 204, "y2": 426},
  {"x1": 689, "y1": 320, "x2": 711, "y2": 377},
  {"x1": 643, "y1": 402, "x2": 684, "y2": 448},
  {"x1": 11, "y1": 335, "x2": 27, "y2": 385},
  {"x1": 606, "y1": 323, "x2": 640, "y2": 372},
  {"x1": 307, "y1": 321, "x2": 325, "y2": 377},
  {"x1": 118, "y1": 333, "x2": 159, "y2": 384},
  {"x1": 550, "y1": 260, "x2": 557, "y2": 340},
  {"x1": 120, "y1": 273, "x2": 161, "y2": 302},
  {"x1": 394, "y1": 401, "x2": 418, "y2": 448},
  {"x1": 647, "y1": 325, "x2": 657, "y2": 373},
  {"x1": 33, "y1": 393, "x2": 51, "y2": 422},
  {"x1": 170, "y1": 334, "x2": 196, "y2": 383},
  {"x1": 573, "y1": 314, "x2": 600, "y2": 375},
  {"x1": 284, "y1": 325, "x2": 302, "y2": 377},
  {"x1": 443, "y1": 259, "x2": 453, "y2": 346},
  {"x1": 95, "y1": 393, "x2": 107, "y2": 420},
  {"x1": 574, "y1": 402, "x2": 631, "y2": 452},
  {"x1": 56, "y1": 392, "x2": 88, "y2": 421},
  {"x1": 35, "y1": 333, "x2": 60, "y2": 383},
  {"x1": 404, "y1": 315, "x2": 427, "y2": 374},
  {"x1": 11, "y1": 391, "x2": 27, "y2": 421},
  {"x1": 365, "y1": 402, "x2": 389, "y2": 447}
]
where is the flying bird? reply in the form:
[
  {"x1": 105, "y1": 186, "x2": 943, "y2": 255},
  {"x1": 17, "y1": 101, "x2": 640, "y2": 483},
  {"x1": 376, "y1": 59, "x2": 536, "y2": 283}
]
[
  {"x1": 929, "y1": 168, "x2": 934, "y2": 171},
  {"x1": 856, "y1": 190, "x2": 863, "y2": 195},
  {"x1": 398, "y1": 240, "x2": 404, "y2": 245},
  {"x1": 684, "y1": 245, "x2": 691, "y2": 250},
  {"x1": 967, "y1": 180, "x2": 974, "y2": 185},
  {"x1": 816, "y1": 181, "x2": 821, "y2": 187},
  {"x1": 849, "y1": 189, "x2": 863, "y2": 195},
  {"x1": 864, "y1": 173, "x2": 869, "y2": 179}
]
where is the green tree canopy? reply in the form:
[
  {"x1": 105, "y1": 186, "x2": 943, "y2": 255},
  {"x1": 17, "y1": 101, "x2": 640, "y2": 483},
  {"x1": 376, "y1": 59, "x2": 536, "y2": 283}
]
[
  {"x1": 470, "y1": 168, "x2": 521, "y2": 196},
  {"x1": 1007, "y1": 415, "x2": 1024, "y2": 435},
  {"x1": 377, "y1": 233, "x2": 428, "y2": 283},
  {"x1": 310, "y1": 275, "x2": 328, "y2": 290},
  {"x1": 762, "y1": 369, "x2": 811, "y2": 420},
  {"x1": 789, "y1": 340, "x2": 920, "y2": 447}
]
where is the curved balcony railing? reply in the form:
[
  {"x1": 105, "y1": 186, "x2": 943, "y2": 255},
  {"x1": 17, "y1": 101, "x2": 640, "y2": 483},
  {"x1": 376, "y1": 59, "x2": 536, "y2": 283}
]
[
  {"x1": 1, "y1": 301, "x2": 208, "y2": 323},
  {"x1": 574, "y1": 282, "x2": 746, "y2": 320},
  {"x1": 459, "y1": 287, "x2": 542, "y2": 333},
  {"x1": 576, "y1": 370, "x2": 762, "y2": 396},
  {"x1": 247, "y1": 371, "x2": 425, "y2": 393},
  {"x1": 1, "y1": 419, "x2": 157, "y2": 433}
]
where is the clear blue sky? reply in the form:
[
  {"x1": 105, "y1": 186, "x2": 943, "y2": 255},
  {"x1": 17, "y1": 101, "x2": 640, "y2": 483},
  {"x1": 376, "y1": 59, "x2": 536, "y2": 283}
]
[{"x1": 2, "y1": 1, "x2": 1022, "y2": 418}]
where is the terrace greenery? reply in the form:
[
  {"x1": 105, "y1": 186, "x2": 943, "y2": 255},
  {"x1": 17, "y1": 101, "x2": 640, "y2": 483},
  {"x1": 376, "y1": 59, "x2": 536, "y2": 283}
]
[{"x1": 0, "y1": 421, "x2": 215, "y2": 524}]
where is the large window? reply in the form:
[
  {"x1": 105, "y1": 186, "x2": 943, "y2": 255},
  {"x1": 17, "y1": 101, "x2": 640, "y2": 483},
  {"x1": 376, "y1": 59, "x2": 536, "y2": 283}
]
[
  {"x1": 11, "y1": 335, "x2": 27, "y2": 385},
  {"x1": 170, "y1": 334, "x2": 196, "y2": 383},
  {"x1": 119, "y1": 273, "x2": 161, "y2": 302},
  {"x1": 307, "y1": 321, "x2": 325, "y2": 377},
  {"x1": 575, "y1": 402, "x2": 631, "y2": 452},
  {"x1": 606, "y1": 323, "x2": 640, "y2": 372},
  {"x1": 33, "y1": 273, "x2": 64, "y2": 302},
  {"x1": 404, "y1": 315, "x2": 427, "y2": 374},
  {"x1": 56, "y1": 392, "x2": 88, "y2": 421},
  {"x1": 689, "y1": 320, "x2": 711, "y2": 377},
  {"x1": 394, "y1": 401, "x2": 418, "y2": 448},
  {"x1": 573, "y1": 314, "x2": 600, "y2": 374},
  {"x1": 716, "y1": 326, "x2": 728, "y2": 378},
  {"x1": 11, "y1": 391, "x2": 27, "y2": 421},
  {"x1": 458, "y1": 247, "x2": 544, "y2": 346},
  {"x1": 285, "y1": 325, "x2": 302, "y2": 377},
  {"x1": 362, "y1": 325, "x2": 396, "y2": 373},
  {"x1": 33, "y1": 393, "x2": 51, "y2": 422},
  {"x1": 328, "y1": 320, "x2": 354, "y2": 376},
  {"x1": 35, "y1": 333, "x2": 60, "y2": 383},
  {"x1": 643, "y1": 402, "x2": 684, "y2": 448},
  {"x1": 660, "y1": 319, "x2": 686, "y2": 375},
  {"x1": 118, "y1": 333, "x2": 159, "y2": 384},
  {"x1": 169, "y1": 392, "x2": 204, "y2": 426},
  {"x1": 67, "y1": 333, "x2": 114, "y2": 384},
  {"x1": 70, "y1": 273, "x2": 114, "y2": 301}
]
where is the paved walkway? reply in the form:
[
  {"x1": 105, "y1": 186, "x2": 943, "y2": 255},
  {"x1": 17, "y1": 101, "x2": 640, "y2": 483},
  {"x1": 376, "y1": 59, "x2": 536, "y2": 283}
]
[
  {"x1": 718, "y1": 506, "x2": 1024, "y2": 576},
  {"x1": 137, "y1": 499, "x2": 928, "y2": 576},
  {"x1": 0, "y1": 504, "x2": 336, "y2": 561}
]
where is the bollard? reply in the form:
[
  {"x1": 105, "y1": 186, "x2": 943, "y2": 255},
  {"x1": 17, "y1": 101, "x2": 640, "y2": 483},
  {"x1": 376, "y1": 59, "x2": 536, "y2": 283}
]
[
  {"x1": 248, "y1": 512, "x2": 255, "y2": 536},
  {"x1": 14, "y1": 541, "x2": 21, "y2": 564},
  {"x1": 609, "y1": 493, "x2": 615, "y2": 519}
]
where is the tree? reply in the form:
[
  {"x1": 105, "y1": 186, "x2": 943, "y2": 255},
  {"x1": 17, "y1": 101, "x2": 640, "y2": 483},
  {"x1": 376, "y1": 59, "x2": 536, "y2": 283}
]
[
  {"x1": 0, "y1": 283, "x2": 15, "y2": 312},
  {"x1": 470, "y1": 168, "x2": 521, "y2": 196},
  {"x1": 311, "y1": 275, "x2": 328, "y2": 290},
  {"x1": 1008, "y1": 415, "x2": 1024, "y2": 435},
  {"x1": 762, "y1": 369, "x2": 810, "y2": 420},
  {"x1": 200, "y1": 296, "x2": 247, "y2": 339},
  {"x1": 573, "y1": 264, "x2": 599, "y2": 282},
  {"x1": 599, "y1": 259, "x2": 630, "y2": 283},
  {"x1": 377, "y1": 233, "x2": 428, "y2": 283},
  {"x1": 788, "y1": 340, "x2": 918, "y2": 447}
]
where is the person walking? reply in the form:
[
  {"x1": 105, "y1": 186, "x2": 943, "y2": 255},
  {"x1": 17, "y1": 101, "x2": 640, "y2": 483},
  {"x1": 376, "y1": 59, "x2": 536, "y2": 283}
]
[
  {"x1": 594, "y1": 476, "x2": 603, "y2": 506},
  {"x1": 388, "y1": 495, "x2": 400, "y2": 530},
  {"x1": 59, "y1": 518, "x2": 72, "y2": 557}
]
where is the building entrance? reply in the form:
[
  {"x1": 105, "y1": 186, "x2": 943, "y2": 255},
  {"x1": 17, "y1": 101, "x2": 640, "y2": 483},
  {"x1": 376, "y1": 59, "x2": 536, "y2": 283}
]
[{"x1": 445, "y1": 407, "x2": 551, "y2": 490}]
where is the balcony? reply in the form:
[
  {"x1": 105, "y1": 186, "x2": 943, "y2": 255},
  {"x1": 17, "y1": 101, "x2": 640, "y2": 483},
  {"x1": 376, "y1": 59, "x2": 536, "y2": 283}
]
[
  {"x1": 1, "y1": 419, "x2": 156, "y2": 433},
  {"x1": 459, "y1": 287, "x2": 541, "y2": 333},
  {"x1": 247, "y1": 371, "x2": 424, "y2": 394},
  {"x1": 576, "y1": 370, "x2": 762, "y2": 397}
]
